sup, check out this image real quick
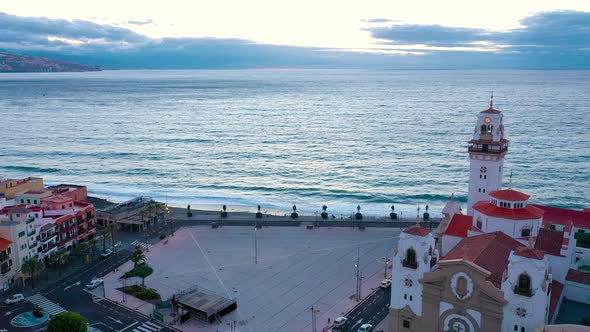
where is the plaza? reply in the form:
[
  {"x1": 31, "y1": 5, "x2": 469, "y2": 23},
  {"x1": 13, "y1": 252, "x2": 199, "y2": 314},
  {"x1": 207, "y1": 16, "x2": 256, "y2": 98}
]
[{"x1": 102, "y1": 225, "x2": 401, "y2": 331}]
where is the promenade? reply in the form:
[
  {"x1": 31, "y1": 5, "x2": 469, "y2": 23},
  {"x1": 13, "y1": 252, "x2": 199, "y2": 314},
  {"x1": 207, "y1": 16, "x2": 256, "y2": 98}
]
[{"x1": 100, "y1": 225, "x2": 401, "y2": 332}]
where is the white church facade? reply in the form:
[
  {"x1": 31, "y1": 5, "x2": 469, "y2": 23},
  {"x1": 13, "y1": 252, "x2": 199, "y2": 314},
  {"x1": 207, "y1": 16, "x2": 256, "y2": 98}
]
[{"x1": 386, "y1": 101, "x2": 590, "y2": 332}]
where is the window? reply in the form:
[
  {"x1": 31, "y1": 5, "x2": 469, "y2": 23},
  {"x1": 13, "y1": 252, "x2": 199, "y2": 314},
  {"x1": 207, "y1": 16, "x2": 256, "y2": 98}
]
[
  {"x1": 483, "y1": 189, "x2": 486, "y2": 193},
  {"x1": 521, "y1": 328, "x2": 525, "y2": 332},
  {"x1": 34, "y1": 200, "x2": 37, "y2": 204},
  {"x1": 18, "y1": 231, "x2": 25, "y2": 238},
  {"x1": 409, "y1": 295, "x2": 413, "y2": 301},
  {"x1": 404, "y1": 294, "x2": 407, "y2": 300},
  {"x1": 20, "y1": 199, "x2": 24, "y2": 203},
  {"x1": 484, "y1": 175, "x2": 487, "y2": 179},
  {"x1": 476, "y1": 219, "x2": 482, "y2": 229},
  {"x1": 521, "y1": 228, "x2": 531, "y2": 237},
  {"x1": 61, "y1": 205, "x2": 65, "y2": 209},
  {"x1": 515, "y1": 273, "x2": 532, "y2": 296},
  {"x1": 403, "y1": 320, "x2": 411, "y2": 329},
  {"x1": 578, "y1": 229, "x2": 586, "y2": 234},
  {"x1": 478, "y1": 188, "x2": 481, "y2": 192},
  {"x1": 514, "y1": 325, "x2": 518, "y2": 331},
  {"x1": 20, "y1": 244, "x2": 27, "y2": 250},
  {"x1": 403, "y1": 248, "x2": 417, "y2": 268},
  {"x1": 27, "y1": 199, "x2": 30, "y2": 204}
]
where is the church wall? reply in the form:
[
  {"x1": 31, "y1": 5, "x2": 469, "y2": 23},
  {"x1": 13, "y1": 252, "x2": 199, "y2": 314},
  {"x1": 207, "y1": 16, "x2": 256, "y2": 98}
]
[{"x1": 563, "y1": 281, "x2": 590, "y2": 304}]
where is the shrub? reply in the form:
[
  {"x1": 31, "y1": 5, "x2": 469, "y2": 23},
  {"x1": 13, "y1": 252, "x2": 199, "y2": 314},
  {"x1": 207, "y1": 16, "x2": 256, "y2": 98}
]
[{"x1": 48, "y1": 312, "x2": 88, "y2": 332}]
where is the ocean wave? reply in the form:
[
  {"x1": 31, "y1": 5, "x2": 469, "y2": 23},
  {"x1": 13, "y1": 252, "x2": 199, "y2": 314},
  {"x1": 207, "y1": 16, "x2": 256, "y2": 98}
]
[{"x1": 2, "y1": 165, "x2": 61, "y2": 173}]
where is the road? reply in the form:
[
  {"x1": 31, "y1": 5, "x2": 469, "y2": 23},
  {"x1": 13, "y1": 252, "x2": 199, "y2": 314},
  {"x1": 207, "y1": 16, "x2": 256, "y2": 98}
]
[
  {"x1": 0, "y1": 228, "x2": 178, "y2": 332},
  {"x1": 334, "y1": 286, "x2": 390, "y2": 332}
]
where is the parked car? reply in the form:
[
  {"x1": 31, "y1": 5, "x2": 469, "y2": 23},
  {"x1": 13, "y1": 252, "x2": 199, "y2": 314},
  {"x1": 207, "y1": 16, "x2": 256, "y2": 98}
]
[
  {"x1": 4, "y1": 293, "x2": 24, "y2": 305},
  {"x1": 100, "y1": 249, "x2": 113, "y2": 258},
  {"x1": 358, "y1": 323, "x2": 373, "y2": 332},
  {"x1": 86, "y1": 279, "x2": 103, "y2": 289},
  {"x1": 380, "y1": 279, "x2": 392, "y2": 288},
  {"x1": 333, "y1": 316, "x2": 348, "y2": 328}
]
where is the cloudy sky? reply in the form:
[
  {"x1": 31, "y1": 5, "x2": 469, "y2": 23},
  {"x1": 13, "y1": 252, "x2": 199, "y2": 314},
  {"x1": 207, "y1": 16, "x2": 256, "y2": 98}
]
[{"x1": 1, "y1": 0, "x2": 589, "y2": 69}]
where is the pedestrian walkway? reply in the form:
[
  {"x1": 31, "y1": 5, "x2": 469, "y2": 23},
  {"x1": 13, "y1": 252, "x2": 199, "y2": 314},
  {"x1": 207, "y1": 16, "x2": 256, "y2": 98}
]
[
  {"x1": 26, "y1": 294, "x2": 67, "y2": 316},
  {"x1": 131, "y1": 240, "x2": 152, "y2": 250},
  {"x1": 132, "y1": 321, "x2": 162, "y2": 332}
]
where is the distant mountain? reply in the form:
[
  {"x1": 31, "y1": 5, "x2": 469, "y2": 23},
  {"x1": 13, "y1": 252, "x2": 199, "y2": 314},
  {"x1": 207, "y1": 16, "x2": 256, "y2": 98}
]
[{"x1": 0, "y1": 52, "x2": 100, "y2": 72}]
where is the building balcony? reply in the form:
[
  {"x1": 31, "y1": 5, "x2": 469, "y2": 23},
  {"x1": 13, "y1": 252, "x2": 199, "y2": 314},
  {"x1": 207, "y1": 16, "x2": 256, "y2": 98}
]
[
  {"x1": 40, "y1": 234, "x2": 56, "y2": 245},
  {"x1": 402, "y1": 259, "x2": 418, "y2": 269},
  {"x1": 468, "y1": 146, "x2": 508, "y2": 154},
  {"x1": 41, "y1": 244, "x2": 56, "y2": 253},
  {"x1": 1, "y1": 265, "x2": 11, "y2": 275},
  {"x1": 0, "y1": 253, "x2": 9, "y2": 263},
  {"x1": 27, "y1": 229, "x2": 36, "y2": 237},
  {"x1": 26, "y1": 217, "x2": 35, "y2": 224},
  {"x1": 514, "y1": 286, "x2": 533, "y2": 297}
]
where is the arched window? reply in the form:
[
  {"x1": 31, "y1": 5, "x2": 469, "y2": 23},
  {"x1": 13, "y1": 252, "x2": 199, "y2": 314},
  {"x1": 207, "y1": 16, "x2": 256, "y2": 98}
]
[
  {"x1": 515, "y1": 273, "x2": 532, "y2": 296},
  {"x1": 476, "y1": 218, "x2": 483, "y2": 229},
  {"x1": 403, "y1": 248, "x2": 417, "y2": 268},
  {"x1": 521, "y1": 227, "x2": 531, "y2": 237},
  {"x1": 481, "y1": 124, "x2": 487, "y2": 133}
]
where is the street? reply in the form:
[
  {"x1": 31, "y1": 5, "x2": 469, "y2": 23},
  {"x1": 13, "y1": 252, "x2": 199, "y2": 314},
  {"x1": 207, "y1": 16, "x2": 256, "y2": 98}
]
[{"x1": 333, "y1": 286, "x2": 390, "y2": 332}]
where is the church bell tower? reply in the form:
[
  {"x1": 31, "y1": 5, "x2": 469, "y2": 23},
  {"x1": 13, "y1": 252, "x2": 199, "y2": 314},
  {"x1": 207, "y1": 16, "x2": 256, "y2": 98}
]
[{"x1": 467, "y1": 96, "x2": 509, "y2": 215}]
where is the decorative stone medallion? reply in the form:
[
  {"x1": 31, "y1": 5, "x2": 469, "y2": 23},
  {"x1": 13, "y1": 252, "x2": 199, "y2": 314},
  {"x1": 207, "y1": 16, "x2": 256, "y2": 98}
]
[
  {"x1": 404, "y1": 278, "x2": 413, "y2": 287},
  {"x1": 450, "y1": 272, "x2": 474, "y2": 301}
]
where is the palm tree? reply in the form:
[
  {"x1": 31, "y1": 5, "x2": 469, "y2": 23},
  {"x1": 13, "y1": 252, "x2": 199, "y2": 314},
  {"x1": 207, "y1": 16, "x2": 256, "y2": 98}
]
[
  {"x1": 146, "y1": 204, "x2": 155, "y2": 227},
  {"x1": 131, "y1": 245, "x2": 146, "y2": 269},
  {"x1": 99, "y1": 229, "x2": 110, "y2": 252},
  {"x1": 321, "y1": 205, "x2": 328, "y2": 220},
  {"x1": 355, "y1": 205, "x2": 363, "y2": 220},
  {"x1": 107, "y1": 223, "x2": 119, "y2": 248},
  {"x1": 87, "y1": 239, "x2": 98, "y2": 256},
  {"x1": 52, "y1": 249, "x2": 69, "y2": 277},
  {"x1": 139, "y1": 209, "x2": 147, "y2": 231},
  {"x1": 291, "y1": 205, "x2": 298, "y2": 219},
  {"x1": 21, "y1": 259, "x2": 44, "y2": 289}
]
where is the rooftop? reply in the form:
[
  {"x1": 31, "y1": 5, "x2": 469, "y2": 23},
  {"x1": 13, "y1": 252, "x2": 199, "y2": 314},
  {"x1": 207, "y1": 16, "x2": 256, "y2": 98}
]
[
  {"x1": 548, "y1": 280, "x2": 564, "y2": 321},
  {"x1": 489, "y1": 189, "x2": 530, "y2": 201},
  {"x1": 443, "y1": 214, "x2": 473, "y2": 238},
  {"x1": 513, "y1": 246, "x2": 545, "y2": 260},
  {"x1": 535, "y1": 228, "x2": 564, "y2": 256},
  {"x1": 472, "y1": 201, "x2": 544, "y2": 220},
  {"x1": 403, "y1": 225, "x2": 430, "y2": 237},
  {"x1": 0, "y1": 237, "x2": 12, "y2": 250},
  {"x1": 534, "y1": 204, "x2": 590, "y2": 230},
  {"x1": 480, "y1": 107, "x2": 501, "y2": 114},
  {"x1": 441, "y1": 231, "x2": 524, "y2": 287},
  {"x1": 566, "y1": 269, "x2": 590, "y2": 285}
]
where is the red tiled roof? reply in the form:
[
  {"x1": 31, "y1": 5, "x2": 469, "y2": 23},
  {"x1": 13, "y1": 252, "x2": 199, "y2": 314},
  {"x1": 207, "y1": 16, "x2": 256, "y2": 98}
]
[
  {"x1": 403, "y1": 225, "x2": 430, "y2": 237},
  {"x1": 533, "y1": 204, "x2": 590, "y2": 230},
  {"x1": 481, "y1": 108, "x2": 501, "y2": 114},
  {"x1": 444, "y1": 214, "x2": 473, "y2": 237},
  {"x1": 566, "y1": 269, "x2": 590, "y2": 285},
  {"x1": 535, "y1": 228, "x2": 564, "y2": 256},
  {"x1": 549, "y1": 280, "x2": 564, "y2": 321},
  {"x1": 441, "y1": 231, "x2": 524, "y2": 287},
  {"x1": 489, "y1": 189, "x2": 530, "y2": 201},
  {"x1": 468, "y1": 226, "x2": 484, "y2": 233},
  {"x1": 473, "y1": 201, "x2": 544, "y2": 220},
  {"x1": 8, "y1": 206, "x2": 31, "y2": 214},
  {"x1": 0, "y1": 237, "x2": 12, "y2": 250},
  {"x1": 514, "y1": 247, "x2": 545, "y2": 260}
]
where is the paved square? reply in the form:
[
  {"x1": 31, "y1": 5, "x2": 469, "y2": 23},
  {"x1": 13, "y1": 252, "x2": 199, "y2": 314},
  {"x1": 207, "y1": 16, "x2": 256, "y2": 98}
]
[{"x1": 104, "y1": 225, "x2": 400, "y2": 332}]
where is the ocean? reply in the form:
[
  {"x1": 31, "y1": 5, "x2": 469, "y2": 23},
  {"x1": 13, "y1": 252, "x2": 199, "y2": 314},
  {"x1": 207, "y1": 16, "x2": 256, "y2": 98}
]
[{"x1": 0, "y1": 69, "x2": 588, "y2": 217}]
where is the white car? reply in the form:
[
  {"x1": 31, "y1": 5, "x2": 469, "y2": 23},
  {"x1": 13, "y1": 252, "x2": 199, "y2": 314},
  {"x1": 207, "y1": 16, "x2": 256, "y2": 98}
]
[
  {"x1": 333, "y1": 316, "x2": 348, "y2": 328},
  {"x1": 358, "y1": 323, "x2": 373, "y2": 332},
  {"x1": 4, "y1": 293, "x2": 24, "y2": 304},
  {"x1": 380, "y1": 279, "x2": 392, "y2": 288},
  {"x1": 86, "y1": 278, "x2": 103, "y2": 289},
  {"x1": 101, "y1": 249, "x2": 113, "y2": 258}
]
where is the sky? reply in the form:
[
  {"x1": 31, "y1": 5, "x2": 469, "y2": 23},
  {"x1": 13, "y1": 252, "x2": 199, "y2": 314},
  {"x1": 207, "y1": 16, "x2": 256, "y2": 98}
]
[{"x1": 1, "y1": 0, "x2": 589, "y2": 69}]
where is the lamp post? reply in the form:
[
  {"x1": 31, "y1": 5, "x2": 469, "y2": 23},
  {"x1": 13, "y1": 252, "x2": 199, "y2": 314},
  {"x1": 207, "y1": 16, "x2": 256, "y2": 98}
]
[{"x1": 254, "y1": 223, "x2": 258, "y2": 264}]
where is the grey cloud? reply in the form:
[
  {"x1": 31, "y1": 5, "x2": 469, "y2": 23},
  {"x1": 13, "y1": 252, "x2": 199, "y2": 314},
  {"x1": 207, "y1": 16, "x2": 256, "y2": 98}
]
[
  {"x1": 366, "y1": 10, "x2": 590, "y2": 51},
  {"x1": 362, "y1": 18, "x2": 394, "y2": 23},
  {"x1": 126, "y1": 19, "x2": 156, "y2": 26}
]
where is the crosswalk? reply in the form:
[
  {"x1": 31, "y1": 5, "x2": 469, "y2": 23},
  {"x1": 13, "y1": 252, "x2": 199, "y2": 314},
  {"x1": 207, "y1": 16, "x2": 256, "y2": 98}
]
[
  {"x1": 131, "y1": 240, "x2": 152, "y2": 250},
  {"x1": 26, "y1": 294, "x2": 67, "y2": 316},
  {"x1": 132, "y1": 321, "x2": 162, "y2": 332}
]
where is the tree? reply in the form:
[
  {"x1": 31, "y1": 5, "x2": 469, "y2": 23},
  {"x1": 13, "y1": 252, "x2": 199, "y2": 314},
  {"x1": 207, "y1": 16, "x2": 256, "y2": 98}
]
[
  {"x1": 106, "y1": 223, "x2": 119, "y2": 248},
  {"x1": 75, "y1": 242, "x2": 90, "y2": 257},
  {"x1": 131, "y1": 245, "x2": 146, "y2": 269},
  {"x1": 576, "y1": 232, "x2": 590, "y2": 249},
  {"x1": 87, "y1": 239, "x2": 98, "y2": 256},
  {"x1": 99, "y1": 229, "x2": 110, "y2": 252},
  {"x1": 52, "y1": 249, "x2": 70, "y2": 277},
  {"x1": 21, "y1": 258, "x2": 44, "y2": 289},
  {"x1": 134, "y1": 263, "x2": 154, "y2": 286},
  {"x1": 48, "y1": 312, "x2": 88, "y2": 332}
]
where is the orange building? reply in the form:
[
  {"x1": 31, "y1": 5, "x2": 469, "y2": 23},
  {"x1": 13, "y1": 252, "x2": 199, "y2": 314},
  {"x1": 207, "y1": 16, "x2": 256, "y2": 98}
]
[{"x1": 0, "y1": 177, "x2": 44, "y2": 199}]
